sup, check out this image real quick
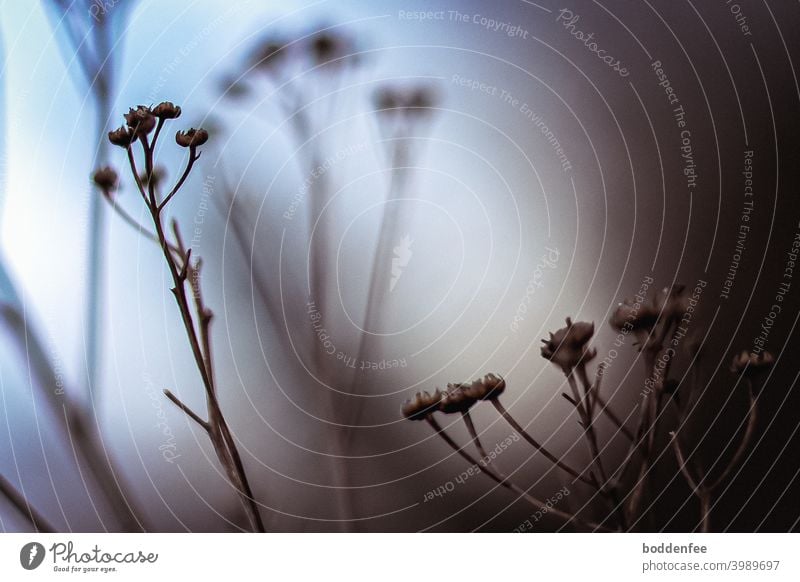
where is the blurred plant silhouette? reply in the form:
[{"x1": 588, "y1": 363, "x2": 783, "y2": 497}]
[
  {"x1": 403, "y1": 285, "x2": 769, "y2": 532},
  {"x1": 0, "y1": 4, "x2": 144, "y2": 532},
  {"x1": 213, "y1": 26, "x2": 448, "y2": 530}
]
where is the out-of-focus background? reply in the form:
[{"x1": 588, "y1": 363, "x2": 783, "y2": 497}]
[{"x1": 1, "y1": 0, "x2": 799, "y2": 532}]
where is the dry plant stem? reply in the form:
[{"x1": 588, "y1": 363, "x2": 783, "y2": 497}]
[
  {"x1": 593, "y1": 393, "x2": 635, "y2": 441},
  {"x1": 698, "y1": 491, "x2": 711, "y2": 533},
  {"x1": 0, "y1": 306, "x2": 143, "y2": 532},
  {"x1": 566, "y1": 371, "x2": 609, "y2": 487},
  {"x1": 670, "y1": 434, "x2": 710, "y2": 532},
  {"x1": 624, "y1": 321, "x2": 674, "y2": 526},
  {"x1": 708, "y1": 382, "x2": 757, "y2": 490},
  {"x1": 573, "y1": 367, "x2": 628, "y2": 530},
  {"x1": 426, "y1": 415, "x2": 610, "y2": 531},
  {"x1": 577, "y1": 364, "x2": 634, "y2": 441},
  {"x1": 281, "y1": 96, "x2": 356, "y2": 529},
  {"x1": 461, "y1": 411, "x2": 492, "y2": 461},
  {"x1": 0, "y1": 474, "x2": 56, "y2": 533},
  {"x1": 670, "y1": 380, "x2": 758, "y2": 533},
  {"x1": 262, "y1": 88, "x2": 356, "y2": 529},
  {"x1": 490, "y1": 400, "x2": 597, "y2": 489},
  {"x1": 277, "y1": 91, "x2": 328, "y2": 374},
  {"x1": 121, "y1": 137, "x2": 265, "y2": 533},
  {"x1": 347, "y1": 136, "x2": 411, "y2": 423},
  {"x1": 214, "y1": 179, "x2": 282, "y2": 331}
]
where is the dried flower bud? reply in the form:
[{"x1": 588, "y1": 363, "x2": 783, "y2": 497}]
[
  {"x1": 92, "y1": 166, "x2": 118, "y2": 194},
  {"x1": 609, "y1": 299, "x2": 659, "y2": 333},
  {"x1": 730, "y1": 351, "x2": 774, "y2": 376},
  {"x1": 439, "y1": 384, "x2": 476, "y2": 414},
  {"x1": 251, "y1": 41, "x2": 286, "y2": 71},
  {"x1": 108, "y1": 126, "x2": 135, "y2": 148},
  {"x1": 175, "y1": 128, "x2": 209, "y2": 148},
  {"x1": 405, "y1": 87, "x2": 437, "y2": 116},
  {"x1": 152, "y1": 101, "x2": 182, "y2": 119},
  {"x1": 461, "y1": 373, "x2": 506, "y2": 401},
  {"x1": 124, "y1": 105, "x2": 156, "y2": 136},
  {"x1": 311, "y1": 32, "x2": 338, "y2": 64},
  {"x1": 401, "y1": 390, "x2": 442, "y2": 420},
  {"x1": 373, "y1": 87, "x2": 401, "y2": 114},
  {"x1": 541, "y1": 317, "x2": 597, "y2": 371}
]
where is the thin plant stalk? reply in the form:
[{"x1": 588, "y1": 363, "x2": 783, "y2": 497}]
[
  {"x1": 570, "y1": 368, "x2": 628, "y2": 529},
  {"x1": 707, "y1": 384, "x2": 757, "y2": 490},
  {"x1": 670, "y1": 379, "x2": 758, "y2": 533},
  {"x1": 0, "y1": 305, "x2": 142, "y2": 531},
  {"x1": 346, "y1": 136, "x2": 412, "y2": 427},
  {"x1": 490, "y1": 399, "x2": 597, "y2": 489},
  {"x1": 622, "y1": 321, "x2": 675, "y2": 525},
  {"x1": 670, "y1": 433, "x2": 710, "y2": 533},
  {"x1": 426, "y1": 415, "x2": 610, "y2": 532},
  {"x1": 566, "y1": 371, "x2": 609, "y2": 486},
  {"x1": 115, "y1": 118, "x2": 265, "y2": 532},
  {"x1": 577, "y1": 363, "x2": 634, "y2": 441}
]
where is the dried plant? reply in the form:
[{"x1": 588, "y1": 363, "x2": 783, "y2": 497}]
[
  {"x1": 33, "y1": 0, "x2": 145, "y2": 531},
  {"x1": 402, "y1": 285, "x2": 769, "y2": 532},
  {"x1": 100, "y1": 103, "x2": 265, "y2": 532},
  {"x1": 347, "y1": 84, "x2": 439, "y2": 418},
  {"x1": 215, "y1": 27, "x2": 367, "y2": 529}
]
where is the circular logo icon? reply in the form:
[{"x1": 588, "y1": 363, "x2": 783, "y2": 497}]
[{"x1": 20, "y1": 542, "x2": 46, "y2": 570}]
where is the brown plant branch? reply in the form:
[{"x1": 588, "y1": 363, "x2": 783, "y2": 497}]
[{"x1": 109, "y1": 113, "x2": 266, "y2": 532}]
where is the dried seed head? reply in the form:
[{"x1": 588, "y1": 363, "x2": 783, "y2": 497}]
[
  {"x1": 439, "y1": 384, "x2": 476, "y2": 414},
  {"x1": 251, "y1": 40, "x2": 286, "y2": 72},
  {"x1": 373, "y1": 87, "x2": 401, "y2": 114},
  {"x1": 730, "y1": 350, "x2": 774, "y2": 376},
  {"x1": 311, "y1": 32, "x2": 338, "y2": 63},
  {"x1": 108, "y1": 125, "x2": 135, "y2": 148},
  {"x1": 405, "y1": 86, "x2": 437, "y2": 116},
  {"x1": 92, "y1": 166, "x2": 118, "y2": 195},
  {"x1": 175, "y1": 128, "x2": 209, "y2": 148},
  {"x1": 401, "y1": 390, "x2": 442, "y2": 420},
  {"x1": 541, "y1": 317, "x2": 597, "y2": 371},
  {"x1": 461, "y1": 373, "x2": 506, "y2": 401},
  {"x1": 152, "y1": 101, "x2": 182, "y2": 119},
  {"x1": 124, "y1": 105, "x2": 156, "y2": 136},
  {"x1": 609, "y1": 299, "x2": 659, "y2": 333}
]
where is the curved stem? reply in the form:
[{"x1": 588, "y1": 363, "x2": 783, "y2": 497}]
[
  {"x1": 593, "y1": 393, "x2": 635, "y2": 441},
  {"x1": 670, "y1": 432, "x2": 700, "y2": 492},
  {"x1": 567, "y1": 372, "x2": 609, "y2": 486},
  {"x1": 120, "y1": 139, "x2": 265, "y2": 532},
  {"x1": 426, "y1": 415, "x2": 612, "y2": 532},
  {"x1": 698, "y1": 489, "x2": 711, "y2": 533},
  {"x1": 491, "y1": 400, "x2": 596, "y2": 489},
  {"x1": 578, "y1": 363, "x2": 635, "y2": 441},
  {"x1": 159, "y1": 150, "x2": 200, "y2": 211},
  {"x1": 708, "y1": 382, "x2": 757, "y2": 491},
  {"x1": 461, "y1": 411, "x2": 491, "y2": 461}
]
